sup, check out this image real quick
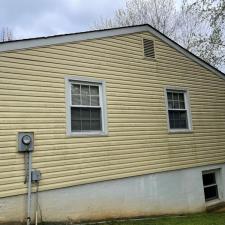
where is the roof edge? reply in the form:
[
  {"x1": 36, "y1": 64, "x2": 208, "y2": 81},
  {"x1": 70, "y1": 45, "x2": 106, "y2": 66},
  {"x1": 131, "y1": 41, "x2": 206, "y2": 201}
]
[
  {"x1": 0, "y1": 25, "x2": 149, "y2": 52},
  {"x1": 0, "y1": 24, "x2": 224, "y2": 81}
]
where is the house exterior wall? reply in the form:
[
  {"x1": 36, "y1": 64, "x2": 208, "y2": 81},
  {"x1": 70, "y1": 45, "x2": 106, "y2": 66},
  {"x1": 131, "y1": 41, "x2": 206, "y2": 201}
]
[
  {"x1": 1, "y1": 163, "x2": 225, "y2": 222},
  {"x1": 0, "y1": 31, "x2": 225, "y2": 198}
]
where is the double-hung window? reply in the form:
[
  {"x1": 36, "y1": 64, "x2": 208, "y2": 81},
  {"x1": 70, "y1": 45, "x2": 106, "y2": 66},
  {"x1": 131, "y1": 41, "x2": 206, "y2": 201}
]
[
  {"x1": 166, "y1": 89, "x2": 192, "y2": 131},
  {"x1": 202, "y1": 170, "x2": 220, "y2": 202},
  {"x1": 66, "y1": 77, "x2": 107, "y2": 136}
]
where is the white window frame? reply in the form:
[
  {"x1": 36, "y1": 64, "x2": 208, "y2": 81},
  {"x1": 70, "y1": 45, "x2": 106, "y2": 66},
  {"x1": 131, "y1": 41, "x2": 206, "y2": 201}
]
[
  {"x1": 202, "y1": 169, "x2": 222, "y2": 203},
  {"x1": 165, "y1": 87, "x2": 192, "y2": 133},
  {"x1": 65, "y1": 76, "x2": 108, "y2": 136}
]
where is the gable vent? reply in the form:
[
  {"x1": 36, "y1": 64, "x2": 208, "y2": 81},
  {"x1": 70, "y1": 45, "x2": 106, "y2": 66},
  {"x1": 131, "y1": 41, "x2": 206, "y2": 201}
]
[{"x1": 143, "y1": 39, "x2": 155, "y2": 59}]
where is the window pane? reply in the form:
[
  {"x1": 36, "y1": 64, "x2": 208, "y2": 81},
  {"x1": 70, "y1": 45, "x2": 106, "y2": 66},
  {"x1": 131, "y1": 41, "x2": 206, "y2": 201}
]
[
  {"x1": 71, "y1": 108, "x2": 81, "y2": 131},
  {"x1": 173, "y1": 92, "x2": 179, "y2": 100},
  {"x1": 173, "y1": 101, "x2": 179, "y2": 109},
  {"x1": 91, "y1": 120, "x2": 101, "y2": 130},
  {"x1": 82, "y1": 120, "x2": 91, "y2": 130},
  {"x1": 167, "y1": 91, "x2": 186, "y2": 110},
  {"x1": 81, "y1": 95, "x2": 90, "y2": 105},
  {"x1": 167, "y1": 92, "x2": 172, "y2": 100},
  {"x1": 71, "y1": 120, "x2": 81, "y2": 131},
  {"x1": 90, "y1": 86, "x2": 99, "y2": 95},
  {"x1": 71, "y1": 84, "x2": 80, "y2": 94},
  {"x1": 169, "y1": 117, "x2": 175, "y2": 129},
  {"x1": 174, "y1": 118, "x2": 181, "y2": 128},
  {"x1": 203, "y1": 173, "x2": 216, "y2": 186},
  {"x1": 91, "y1": 109, "x2": 101, "y2": 130},
  {"x1": 91, "y1": 96, "x2": 99, "y2": 106},
  {"x1": 168, "y1": 100, "x2": 173, "y2": 109},
  {"x1": 168, "y1": 110, "x2": 188, "y2": 129},
  {"x1": 204, "y1": 185, "x2": 218, "y2": 201},
  {"x1": 91, "y1": 109, "x2": 101, "y2": 120},
  {"x1": 180, "y1": 101, "x2": 185, "y2": 109},
  {"x1": 81, "y1": 85, "x2": 90, "y2": 95},
  {"x1": 81, "y1": 108, "x2": 90, "y2": 120},
  {"x1": 80, "y1": 85, "x2": 90, "y2": 105},
  {"x1": 71, "y1": 108, "x2": 101, "y2": 132},
  {"x1": 179, "y1": 93, "x2": 184, "y2": 102},
  {"x1": 180, "y1": 111, "x2": 187, "y2": 120},
  {"x1": 71, "y1": 108, "x2": 81, "y2": 120},
  {"x1": 179, "y1": 120, "x2": 187, "y2": 128},
  {"x1": 72, "y1": 95, "x2": 81, "y2": 105}
]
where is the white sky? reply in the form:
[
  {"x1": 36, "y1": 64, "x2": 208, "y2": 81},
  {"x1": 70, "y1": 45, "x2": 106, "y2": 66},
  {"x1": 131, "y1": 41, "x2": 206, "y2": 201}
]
[{"x1": 0, "y1": 0, "x2": 182, "y2": 39}]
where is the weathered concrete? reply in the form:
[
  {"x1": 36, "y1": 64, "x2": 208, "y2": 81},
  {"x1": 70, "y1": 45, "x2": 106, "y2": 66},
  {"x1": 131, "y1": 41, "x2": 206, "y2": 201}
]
[{"x1": 1, "y1": 163, "x2": 225, "y2": 223}]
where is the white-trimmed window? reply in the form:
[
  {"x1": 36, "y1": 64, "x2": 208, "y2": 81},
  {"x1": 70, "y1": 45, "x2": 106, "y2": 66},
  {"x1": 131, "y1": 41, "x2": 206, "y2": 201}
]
[
  {"x1": 166, "y1": 89, "x2": 191, "y2": 131},
  {"x1": 202, "y1": 170, "x2": 221, "y2": 202},
  {"x1": 66, "y1": 77, "x2": 107, "y2": 136}
]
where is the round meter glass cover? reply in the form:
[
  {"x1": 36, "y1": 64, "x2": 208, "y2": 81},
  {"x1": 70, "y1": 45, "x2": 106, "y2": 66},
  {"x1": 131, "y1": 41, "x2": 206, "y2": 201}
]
[{"x1": 22, "y1": 135, "x2": 32, "y2": 145}]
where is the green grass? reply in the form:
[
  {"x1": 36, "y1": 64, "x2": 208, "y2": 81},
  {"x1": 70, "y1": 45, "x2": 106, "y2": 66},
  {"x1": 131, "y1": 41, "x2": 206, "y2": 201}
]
[
  {"x1": 99, "y1": 213, "x2": 225, "y2": 225},
  {"x1": 40, "y1": 213, "x2": 225, "y2": 225}
]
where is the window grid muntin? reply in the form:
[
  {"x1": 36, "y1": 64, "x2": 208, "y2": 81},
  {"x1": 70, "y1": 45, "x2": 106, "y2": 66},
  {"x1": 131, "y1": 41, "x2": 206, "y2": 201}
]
[
  {"x1": 166, "y1": 89, "x2": 189, "y2": 130},
  {"x1": 204, "y1": 186, "x2": 218, "y2": 201},
  {"x1": 167, "y1": 91, "x2": 186, "y2": 110},
  {"x1": 70, "y1": 81, "x2": 103, "y2": 133},
  {"x1": 168, "y1": 110, "x2": 188, "y2": 129},
  {"x1": 71, "y1": 83, "x2": 100, "y2": 107},
  {"x1": 202, "y1": 172, "x2": 219, "y2": 202},
  {"x1": 71, "y1": 108, "x2": 102, "y2": 131}
]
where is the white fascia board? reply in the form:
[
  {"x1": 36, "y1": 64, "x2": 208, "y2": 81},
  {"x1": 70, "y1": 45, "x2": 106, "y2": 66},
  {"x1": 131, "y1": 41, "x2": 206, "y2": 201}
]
[
  {"x1": 0, "y1": 26, "x2": 148, "y2": 52},
  {"x1": 0, "y1": 24, "x2": 224, "y2": 81}
]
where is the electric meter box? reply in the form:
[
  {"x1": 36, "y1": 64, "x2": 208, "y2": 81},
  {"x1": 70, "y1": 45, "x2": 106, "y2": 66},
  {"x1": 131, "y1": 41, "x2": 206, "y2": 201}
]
[
  {"x1": 31, "y1": 170, "x2": 41, "y2": 182},
  {"x1": 18, "y1": 132, "x2": 34, "y2": 152}
]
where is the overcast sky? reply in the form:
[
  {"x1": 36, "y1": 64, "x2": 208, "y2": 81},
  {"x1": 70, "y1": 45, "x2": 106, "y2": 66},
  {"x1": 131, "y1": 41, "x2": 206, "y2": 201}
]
[
  {"x1": 0, "y1": 0, "x2": 183, "y2": 40},
  {"x1": 0, "y1": 0, "x2": 125, "y2": 39}
]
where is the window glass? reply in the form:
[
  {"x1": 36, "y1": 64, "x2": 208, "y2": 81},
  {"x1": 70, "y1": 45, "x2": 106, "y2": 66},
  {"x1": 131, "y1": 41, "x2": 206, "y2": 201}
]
[
  {"x1": 70, "y1": 83, "x2": 102, "y2": 133},
  {"x1": 169, "y1": 111, "x2": 188, "y2": 129},
  {"x1": 90, "y1": 86, "x2": 99, "y2": 95},
  {"x1": 204, "y1": 186, "x2": 218, "y2": 201},
  {"x1": 91, "y1": 96, "x2": 99, "y2": 106},
  {"x1": 167, "y1": 90, "x2": 189, "y2": 130},
  {"x1": 202, "y1": 172, "x2": 219, "y2": 201},
  {"x1": 203, "y1": 173, "x2": 216, "y2": 186}
]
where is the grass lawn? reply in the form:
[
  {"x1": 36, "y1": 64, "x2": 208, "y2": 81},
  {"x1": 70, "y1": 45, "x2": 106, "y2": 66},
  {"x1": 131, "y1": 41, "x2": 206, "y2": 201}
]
[
  {"x1": 99, "y1": 213, "x2": 225, "y2": 225},
  {"x1": 40, "y1": 213, "x2": 225, "y2": 225}
]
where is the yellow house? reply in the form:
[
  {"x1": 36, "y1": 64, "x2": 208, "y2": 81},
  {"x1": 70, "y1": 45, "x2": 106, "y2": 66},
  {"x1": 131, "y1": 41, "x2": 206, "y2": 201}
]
[{"x1": 0, "y1": 24, "x2": 225, "y2": 223}]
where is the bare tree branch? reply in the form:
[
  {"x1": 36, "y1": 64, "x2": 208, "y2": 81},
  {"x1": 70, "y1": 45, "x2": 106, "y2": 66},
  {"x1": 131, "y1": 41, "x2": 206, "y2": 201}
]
[
  {"x1": 93, "y1": 0, "x2": 225, "y2": 71},
  {"x1": 0, "y1": 27, "x2": 13, "y2": 42},
  {"x1": 93, "y1": 0, "x2": 178, "y2": 39}
]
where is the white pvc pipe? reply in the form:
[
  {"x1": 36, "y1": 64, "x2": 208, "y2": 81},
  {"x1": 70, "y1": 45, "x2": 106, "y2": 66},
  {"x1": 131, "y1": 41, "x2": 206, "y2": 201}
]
[{"x1": 27, "y1": 152, "x2": 32, "y2": 225}]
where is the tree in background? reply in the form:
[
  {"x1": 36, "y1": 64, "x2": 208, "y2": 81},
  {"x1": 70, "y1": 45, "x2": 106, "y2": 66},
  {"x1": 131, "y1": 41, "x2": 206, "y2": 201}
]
[
  {"x1": 94, "y1": 0, "x2": 225, "y2": 71},
  {"x1": 0, "y1": 27, "x2": 13, "y2": 42},
  {"x1": 94, "y1": 0, "x2": 178, "y2": 39},
  {"x1": 176, "y1": 0, "x2": 225, "y2": 69}
]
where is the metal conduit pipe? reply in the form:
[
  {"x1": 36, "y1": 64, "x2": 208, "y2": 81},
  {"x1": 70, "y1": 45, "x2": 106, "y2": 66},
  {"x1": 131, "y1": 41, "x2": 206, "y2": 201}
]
[{"x1": 27, "y1": 151, "x2": 32, "y2": 225}]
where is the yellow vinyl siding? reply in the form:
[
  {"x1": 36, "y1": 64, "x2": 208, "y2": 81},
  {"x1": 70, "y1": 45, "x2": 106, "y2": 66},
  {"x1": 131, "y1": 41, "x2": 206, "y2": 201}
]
[{"x1": 0, "y1": 31, "x2": 225, "y2": 197}]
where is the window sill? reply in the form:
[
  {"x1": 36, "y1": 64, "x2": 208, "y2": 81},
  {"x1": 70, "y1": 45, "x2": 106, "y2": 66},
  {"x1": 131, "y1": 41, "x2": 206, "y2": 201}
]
[
  {"x1": 206, "y1": 199, "x2": 225, "y2": 212},
  {"x1": 67, "y1": 131, "x2": 108, "y2": 137},
  {"x1": 168, "y1": 129, "x2": 193, "y2": 134}
]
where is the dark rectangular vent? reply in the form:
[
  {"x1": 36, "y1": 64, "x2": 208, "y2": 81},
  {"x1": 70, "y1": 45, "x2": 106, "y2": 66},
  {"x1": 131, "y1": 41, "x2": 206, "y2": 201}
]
[{"x1": 143, "y1": 39, "x2": 155, "y2": 58}]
